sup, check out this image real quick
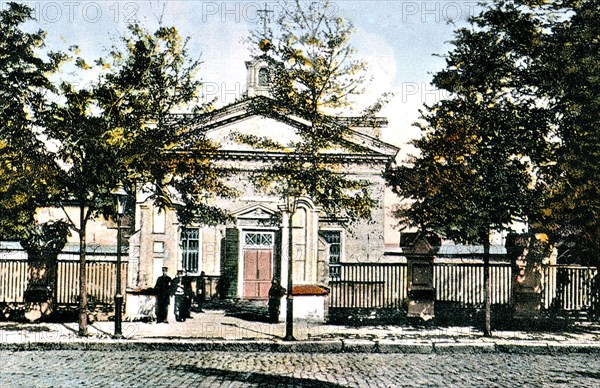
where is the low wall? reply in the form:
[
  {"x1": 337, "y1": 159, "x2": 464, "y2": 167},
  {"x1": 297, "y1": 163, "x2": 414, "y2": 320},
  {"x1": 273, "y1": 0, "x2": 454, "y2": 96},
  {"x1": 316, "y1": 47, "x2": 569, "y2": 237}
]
[
  {"x1": 125, "y1": 290, "x2": 156, "y2": 321},
  {"x1": 279, "y1": 285, "x2": 329, "y2": 322}
]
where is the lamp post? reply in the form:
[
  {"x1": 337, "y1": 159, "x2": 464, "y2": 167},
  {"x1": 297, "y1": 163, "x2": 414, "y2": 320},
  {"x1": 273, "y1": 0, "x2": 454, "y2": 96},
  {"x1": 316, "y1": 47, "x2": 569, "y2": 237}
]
[
  {"x1": 112, "y1": 185, "x2": 128, "y2": 339},
  {"x1": 283, "y1": 192, "x2": 299, "y2": 341}
]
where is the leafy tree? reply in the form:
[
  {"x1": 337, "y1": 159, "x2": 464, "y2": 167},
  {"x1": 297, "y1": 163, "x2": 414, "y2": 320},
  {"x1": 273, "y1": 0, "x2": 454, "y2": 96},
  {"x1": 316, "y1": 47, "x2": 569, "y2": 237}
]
[
  {"x1": 242, "y1": 0, "x2": 387, "y2": 339},
  {"x1": 0, "y1": 2, "x2": 64, "y2": 239},
  {"x1": 245, "y1": 0, "x2": 385, "y2": 222},
  {"x1": 39, "y1": 24, "x2": 232, "y2": 336},
  {"x1": 456, "y1": 0, "x2": 600, "y2": 267},
  {"x1": 250, "y1": 0, "x2": 372, "y2": 143},
  {"x1": 386, "y1": 1, "x2": 551, "y2": 336},
  {"x1": 532, "y1": 0, "x2": 600, "y2": 265},
  {"x1": 94, "y1": 24, "x2": 234, "y2": 223}
]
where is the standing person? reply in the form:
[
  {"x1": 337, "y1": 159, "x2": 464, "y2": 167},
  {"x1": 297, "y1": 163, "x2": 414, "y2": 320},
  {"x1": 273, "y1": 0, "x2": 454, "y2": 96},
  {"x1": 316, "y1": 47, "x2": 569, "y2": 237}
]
[
  {"x1": 182, "y1": 271, "x2": 194, "y2": 319},
  {"x1": 268, "y1": 279, "x2": 286, "y2": 323},
  {"x1": 171, "y1": 270, "x2": 189, "y2": 322},
  {"x1": 197, "y1": 271, "x2": 206, "y2": 313},
  {"x1": 154, "y1": 267, "x2": 172, "y2": 323}
]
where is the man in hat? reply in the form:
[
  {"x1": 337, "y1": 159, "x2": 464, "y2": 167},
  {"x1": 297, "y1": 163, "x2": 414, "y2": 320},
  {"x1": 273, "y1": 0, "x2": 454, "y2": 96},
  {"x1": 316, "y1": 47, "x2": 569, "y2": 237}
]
[
  {"x1": 154, "y1": 267, "x2": 172, "y2": 323},
  {"x1": 171, "y1": 269, "x2": 192, "y2": 321}
]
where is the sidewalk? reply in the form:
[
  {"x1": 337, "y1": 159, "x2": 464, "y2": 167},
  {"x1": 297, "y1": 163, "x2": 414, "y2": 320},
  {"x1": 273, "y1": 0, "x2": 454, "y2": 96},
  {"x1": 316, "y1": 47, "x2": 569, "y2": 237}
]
[{"x1": 1, "y1": 309, "x2": 599, "y2": 353}]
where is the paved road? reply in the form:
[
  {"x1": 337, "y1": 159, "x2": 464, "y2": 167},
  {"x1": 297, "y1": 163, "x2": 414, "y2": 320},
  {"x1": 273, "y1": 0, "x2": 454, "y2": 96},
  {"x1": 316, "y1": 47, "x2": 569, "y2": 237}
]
[{"x1": 1, "y1": 351, "x2": 599, "y2": 387}]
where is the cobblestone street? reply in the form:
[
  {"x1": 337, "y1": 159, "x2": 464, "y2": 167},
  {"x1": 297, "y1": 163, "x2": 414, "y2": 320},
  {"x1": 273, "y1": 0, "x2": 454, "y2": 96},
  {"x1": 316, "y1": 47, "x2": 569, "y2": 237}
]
[{"x1": 1, "y1": 350, "x2": 599, "y2": 387}]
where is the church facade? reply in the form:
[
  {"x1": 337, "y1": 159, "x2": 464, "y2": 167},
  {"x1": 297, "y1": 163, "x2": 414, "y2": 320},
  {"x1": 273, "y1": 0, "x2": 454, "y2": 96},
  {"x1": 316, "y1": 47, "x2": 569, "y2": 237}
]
[{"x1": 127, "y1": 58, "x2": 399, "y2": 306}]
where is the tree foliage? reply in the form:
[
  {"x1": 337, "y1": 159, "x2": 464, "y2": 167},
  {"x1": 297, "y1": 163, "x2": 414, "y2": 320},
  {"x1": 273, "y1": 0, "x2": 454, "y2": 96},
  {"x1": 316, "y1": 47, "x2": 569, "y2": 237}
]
[
  {"x1": 531, "y1": 0, "x2": 600, "y2": 265},
  {"x1": 387, "y1": 0, "x2": 600, "y2": 332},
  {"x1": 253, "y1": 1, "x2": 368, "y2": 124},
  {"x1": 89, "y1": 23, "x2": 233, "y2": 224},
  {"x1": 387, "y1": 0, "x2": 550, "y2": 244},
  {"x1": 243, "y1": 0, "x2": 383, "y2": 223},
  {"x1": 0, "y1": 2, "x2": 64, "y2": 239},
  {"x1": 36, "y1": 23, "x2": 233, "y2": 335},
  {"x1": 385, "y1": 0, "x2": 556, "y2": 335},
  {"x1": 390, "y1": 0, "x2": 600, "y2": 262}
]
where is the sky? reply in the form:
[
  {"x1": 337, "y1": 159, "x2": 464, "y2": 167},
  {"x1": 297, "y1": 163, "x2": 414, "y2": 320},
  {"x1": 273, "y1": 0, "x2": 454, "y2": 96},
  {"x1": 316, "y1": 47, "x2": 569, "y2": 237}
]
[{"x1": 9, "y1": 0, "x2": 486, "y2": 160}]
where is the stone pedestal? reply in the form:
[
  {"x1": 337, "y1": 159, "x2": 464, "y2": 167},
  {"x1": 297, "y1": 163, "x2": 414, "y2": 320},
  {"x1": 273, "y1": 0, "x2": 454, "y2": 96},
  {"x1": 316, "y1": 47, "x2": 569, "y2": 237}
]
[
  {"x1": 125, "y1": 289, "x2": 157, "y2": 321},
  {"x1": 407, "y1": 257, "x2": 435, "y2": 320},
  {"x1": 404, "y1": 234, "x2": 439, "y2": 321},
  {"x1": 513, "y1": 258, "x2": 543, "y2": 318},
  {"x1": 507, "y1": 233, "x2": 549, "y2": 319},
  {"x1": 513, "y1": 290, "x2": 542, "y2": 317},
  {"x1": 24, "y1": 259, "x2": 57, "y2": 322},
  {"x1": 278, "y1": 285, "x2": 329, "y2": 322}
]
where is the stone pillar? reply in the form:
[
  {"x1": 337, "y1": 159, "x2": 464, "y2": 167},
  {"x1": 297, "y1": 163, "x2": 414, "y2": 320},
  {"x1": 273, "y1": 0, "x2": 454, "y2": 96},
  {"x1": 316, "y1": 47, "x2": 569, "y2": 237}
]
[
  {"x1": 21, "y1": 221, "x2": 69, "y2": 322},
  {"x1": 279, "y1": 207, "x2": 290, "y2": 290},
  {"x1": 405, "y1": 234, "x2": 440, "y2": 321},
  {"x1": 506, "y1": 233, "x2": 550, "y2": 318},
  {"x1": 24, "y1": 256, "x2": 57, "y2": 322}
]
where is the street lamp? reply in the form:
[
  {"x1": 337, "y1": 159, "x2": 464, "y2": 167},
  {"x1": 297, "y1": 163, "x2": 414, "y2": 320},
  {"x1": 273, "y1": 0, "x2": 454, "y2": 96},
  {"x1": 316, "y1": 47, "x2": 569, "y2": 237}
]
[
  {"x1": 283, "y1": 191, "x2": 300, "y2": 341},
  {"x1": 112, "y1": 185, "x2": 128, "y2": 339}
]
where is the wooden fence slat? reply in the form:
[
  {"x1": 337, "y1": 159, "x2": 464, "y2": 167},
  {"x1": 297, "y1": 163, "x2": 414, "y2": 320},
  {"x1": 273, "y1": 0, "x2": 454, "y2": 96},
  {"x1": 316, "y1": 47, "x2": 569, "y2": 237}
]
[{"x1": 0, "y1": 257, "x2": 127, "y2": 307}]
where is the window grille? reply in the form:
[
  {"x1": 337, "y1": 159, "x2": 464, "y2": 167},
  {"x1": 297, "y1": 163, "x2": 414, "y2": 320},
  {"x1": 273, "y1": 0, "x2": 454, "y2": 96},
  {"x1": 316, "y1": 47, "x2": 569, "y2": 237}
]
[
  {"x1": 244, "y1": 232, "x2": 273, "y2": 247},
  {"x1": 182, "y1": 228, "x2": 200, "y2": 273},
  {"x1": 320, "y1": 231, "x2": 341, "y2": 279}
]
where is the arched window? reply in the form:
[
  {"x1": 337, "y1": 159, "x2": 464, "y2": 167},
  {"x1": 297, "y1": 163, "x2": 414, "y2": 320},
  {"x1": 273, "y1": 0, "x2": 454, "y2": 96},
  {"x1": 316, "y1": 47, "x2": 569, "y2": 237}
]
[{"x1": 258, "y1": 67, "x2": 270, "y2": 86}]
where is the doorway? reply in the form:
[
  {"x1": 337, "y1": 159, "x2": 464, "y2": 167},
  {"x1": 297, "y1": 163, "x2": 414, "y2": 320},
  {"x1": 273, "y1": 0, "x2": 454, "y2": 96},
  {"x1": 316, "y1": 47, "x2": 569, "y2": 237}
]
[{"x1": 242, "y1": 232, "x2": 274, "y2": 299}]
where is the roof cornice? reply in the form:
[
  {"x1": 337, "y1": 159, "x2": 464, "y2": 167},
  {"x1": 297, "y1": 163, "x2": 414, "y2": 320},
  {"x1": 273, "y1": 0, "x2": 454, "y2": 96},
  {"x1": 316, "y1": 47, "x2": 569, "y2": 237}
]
[{"x1": 181, "y1": 96, "x2": 399, "y2": 159}]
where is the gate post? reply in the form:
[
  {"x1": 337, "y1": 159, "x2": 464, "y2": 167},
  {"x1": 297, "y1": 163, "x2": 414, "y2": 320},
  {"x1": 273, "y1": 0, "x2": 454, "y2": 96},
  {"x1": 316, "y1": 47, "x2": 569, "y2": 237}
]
[
  {"x1": 506, "y1": 233, "x2": 550, "y2": 319},
  {"x1": 21, "y1": 221, "x2": 69, "y2": 322},
  {"x1": 405, "y1": 233, "x2": 439, "y2": 321}
]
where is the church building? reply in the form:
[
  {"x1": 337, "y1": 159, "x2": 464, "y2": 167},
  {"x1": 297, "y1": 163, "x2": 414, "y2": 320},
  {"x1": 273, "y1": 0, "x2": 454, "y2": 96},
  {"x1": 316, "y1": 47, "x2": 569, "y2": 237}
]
[{"x1": 127, "y1": 53, "x2": 399, "y2": 317}]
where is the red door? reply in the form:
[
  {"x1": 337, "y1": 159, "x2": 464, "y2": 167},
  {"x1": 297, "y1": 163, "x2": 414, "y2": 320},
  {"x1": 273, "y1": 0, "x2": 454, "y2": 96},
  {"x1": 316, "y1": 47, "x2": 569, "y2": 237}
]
[{"x1": 243, "y1": 249, "x2": 272, "y2": 299}]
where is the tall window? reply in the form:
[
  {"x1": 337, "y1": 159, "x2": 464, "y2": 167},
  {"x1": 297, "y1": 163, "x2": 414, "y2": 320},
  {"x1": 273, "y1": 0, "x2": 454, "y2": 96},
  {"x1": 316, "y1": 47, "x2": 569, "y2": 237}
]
[
  {"x1": 320, "y1": 231, "x2": 341, "y2": 279},
  {"x1": 182, "y1": 227, "x2": 200, "y2": 274}
]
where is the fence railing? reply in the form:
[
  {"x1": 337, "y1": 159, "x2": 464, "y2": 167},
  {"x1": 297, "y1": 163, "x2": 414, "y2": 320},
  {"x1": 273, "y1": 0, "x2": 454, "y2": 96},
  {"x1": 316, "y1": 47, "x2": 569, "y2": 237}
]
[
  {"x1": 56, "y1": 260, "x2": 128, "y2": 305},
  {"x1": 3, "y1": 255, "x2": 597, "y2": 315},
  {"x1": 0, "y1": 258, "x2": 126, "y2": 306},
  {"x1": 542, "y1": 265, "x2": 598, "y2": 311},
  {"x1": 434, "y1": 262, "x2": 512, "y2": 307},
  {"x1": 0, "y1": 259, "x2": 29, "y2": 303},
  {"x1": 329, "y1": 261, "x2": 598, "y2": 313},
  {"x1": 329, "y1": 263, "x2": 407, "y2": 309}
]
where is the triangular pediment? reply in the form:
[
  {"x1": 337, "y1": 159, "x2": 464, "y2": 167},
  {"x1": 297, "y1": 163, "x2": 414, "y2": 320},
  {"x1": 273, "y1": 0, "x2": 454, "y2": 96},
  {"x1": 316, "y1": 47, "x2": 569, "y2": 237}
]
[
  {"x1": 206, "y1": 115, "x2": 302, "y2": 152},
  {"x1": 195, "y1": 96, "x2": 400, "y2": 158},
  {"x1": 234, "y1": 204, "x2": 278, "y2": 219}
]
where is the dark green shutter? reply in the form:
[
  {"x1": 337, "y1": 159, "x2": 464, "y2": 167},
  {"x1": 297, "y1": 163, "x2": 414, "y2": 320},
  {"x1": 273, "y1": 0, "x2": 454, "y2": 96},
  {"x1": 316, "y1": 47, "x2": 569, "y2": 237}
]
[{"x1": 221, "y1": 227, "x2": 239, "y2": 298}]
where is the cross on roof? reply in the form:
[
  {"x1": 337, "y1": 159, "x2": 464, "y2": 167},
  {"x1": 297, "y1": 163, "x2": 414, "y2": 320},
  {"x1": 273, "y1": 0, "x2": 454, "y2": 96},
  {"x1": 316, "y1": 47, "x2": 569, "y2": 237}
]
[{"x1": 257, "y1": 3, "x2": 273, "y2": 37}]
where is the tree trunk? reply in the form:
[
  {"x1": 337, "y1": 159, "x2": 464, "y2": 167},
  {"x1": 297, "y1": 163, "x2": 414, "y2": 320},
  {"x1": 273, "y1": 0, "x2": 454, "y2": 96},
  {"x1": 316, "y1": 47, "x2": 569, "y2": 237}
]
[
  {"x1": 78, "y1": 206, "x2": 88, "y2": 337},
  {"x1": 483, "y1": 234, "x2": 492, "y2": 337}
]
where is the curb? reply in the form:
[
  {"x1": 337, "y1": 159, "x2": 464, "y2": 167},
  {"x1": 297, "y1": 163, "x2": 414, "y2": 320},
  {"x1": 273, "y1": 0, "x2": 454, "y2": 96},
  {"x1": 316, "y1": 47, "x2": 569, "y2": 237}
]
[
  {"x1": 433, "y1": 342, "x2": 495, "y2": 353},
  {"x1": 1, "y1": 339, "x2": 599, "y2": 353},
  {"x1": 376, "y1": 340, "x2": 433, "y2": 354},
  {"x1": 495, "y1": 342, "x2": 552, "y2": 354}
]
